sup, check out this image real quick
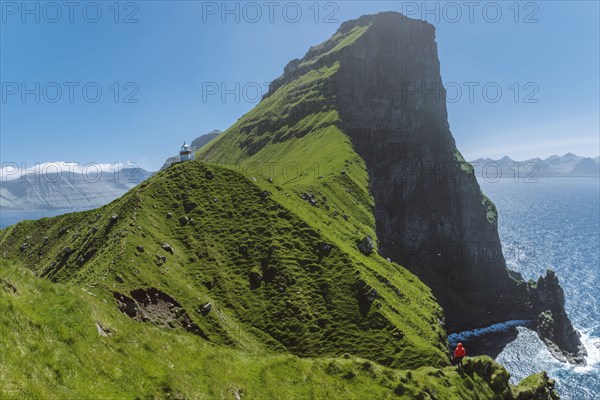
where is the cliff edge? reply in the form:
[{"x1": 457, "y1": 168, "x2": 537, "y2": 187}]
[
  {"x1": 331, "y1": 12, "x2": 585, "y2": 364},
  {"x1": 208, "y1": 11, "x2": 586, "y2": 364}
]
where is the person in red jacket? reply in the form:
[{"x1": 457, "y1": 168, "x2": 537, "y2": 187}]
[{"x1": 454, "y1": 343, "x2": 467, "y2": 369}]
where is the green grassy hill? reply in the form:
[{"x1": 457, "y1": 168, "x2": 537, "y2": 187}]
[
  {"x1": 198, "y1": 27, "x2": 373, "y2": 256},
  {"x1": 0, "y1": 162, "x2": 554, "y2": 399},
  {"x1": 1, "y1": 161, "x2": 447, "y2": 369},
  {"x1": 1, "y1": 259, "x2": 544, "y2": 400}
]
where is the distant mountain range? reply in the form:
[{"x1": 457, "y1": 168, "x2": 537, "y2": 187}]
[
  {"x1": 0, "y1": 166, "x2": 153, "y2": 211},
  {"x1": 161, "y1": 130, "x2": 222, "y2": 170},
  {"x1": 0, "y1": 131, "x2": 223, "y2": 213},
  {"x1": 470, "y1": 153, "x2": 600, "y2": 179}
]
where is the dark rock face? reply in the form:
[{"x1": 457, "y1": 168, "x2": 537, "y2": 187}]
[
  {"x1": 531, "y1": 271, "x2": 587, "y2": 364},
  {"x1": 277, "y1": 12, "x2": 584, "y2": 363},
  {"x1": 331, "y1": 13, "x2": 528, "y2": 327},
  {"x1": 358, "y1": 236, "x2": 374, "y2": 255}
]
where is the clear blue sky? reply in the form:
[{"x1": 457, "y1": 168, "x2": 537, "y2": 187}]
[{"x1": 1, "y1": 1, "x2": 599, "y2": 171}]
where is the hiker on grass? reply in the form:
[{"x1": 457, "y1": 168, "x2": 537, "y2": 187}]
[{"x1": 454, "y1": 343, "x2": 467, "y2": 369}]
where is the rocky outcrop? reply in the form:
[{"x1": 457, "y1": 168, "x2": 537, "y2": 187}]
[
  {"x1": 513, "y1": 371, "x2": 560, "y2": 400},
  {"x1": 531, "y1": 270, "x2": 587, "y2": 364},
  {"x1": 161, "y1": 243, "x2": 175, "y2": 255},
  {"x1": 113, "y1": 288, "x2": 207, "y2": 338},
  {"x1": 263, "y1": 12, "x2": 585, "y2": 363},
  {"x1": 358, "y1": 236, "x2": 374, "y2": 255}
]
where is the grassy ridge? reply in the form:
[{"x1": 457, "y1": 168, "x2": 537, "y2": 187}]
[
  {"x1": 1, "y1": 258, "x2": 543, "y2": 399},
  {"x1": 197, "y1": 22, "x2": 379, "y2": 276},
  {"x1": 1, "y1": 161, "x2": 448, "y2": 369}
]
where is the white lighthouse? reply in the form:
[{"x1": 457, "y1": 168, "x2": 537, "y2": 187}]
[{"x1": 179, "y1": 142, "x2": 194, "y2": 162}]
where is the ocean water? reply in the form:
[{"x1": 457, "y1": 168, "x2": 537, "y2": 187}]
[{"x1": 479, "y1": 178, "x2": 600, "y2": 399}]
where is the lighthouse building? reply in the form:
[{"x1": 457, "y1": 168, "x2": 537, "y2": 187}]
[{"x1": 179, "y1": 142, "x2": 194, "y2": 162}]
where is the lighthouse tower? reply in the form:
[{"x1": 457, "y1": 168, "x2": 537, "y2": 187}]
[{"x1": 179, "y1": 142, "x2": 194, "y2": 162}]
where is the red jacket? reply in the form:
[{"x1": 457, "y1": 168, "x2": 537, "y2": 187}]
[{"x1": 454, "y1": 344, "x2": 466, "y2": 358}]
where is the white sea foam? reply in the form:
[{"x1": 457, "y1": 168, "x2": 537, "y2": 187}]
[
  {"x1": 448, "y1": 320, "x2": 533, "y2": 343},
  {"x1": 572, "y1": 328, "x2": 600, "y2": 373}
]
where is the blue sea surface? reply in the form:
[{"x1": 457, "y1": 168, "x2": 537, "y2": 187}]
[{"x1": 479, "y1": 178, "x2": 600, "y2": 400}]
